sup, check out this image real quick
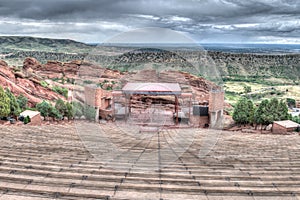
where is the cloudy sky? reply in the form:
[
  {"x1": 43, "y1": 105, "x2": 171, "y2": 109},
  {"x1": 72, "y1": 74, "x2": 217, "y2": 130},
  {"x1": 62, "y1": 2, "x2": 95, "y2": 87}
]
[{"x1": 0, "y1": 0, "x2": 299, "y2": 43}]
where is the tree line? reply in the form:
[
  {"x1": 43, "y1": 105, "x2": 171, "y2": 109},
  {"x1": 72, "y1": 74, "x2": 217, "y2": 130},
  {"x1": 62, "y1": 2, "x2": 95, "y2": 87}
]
[
  {"x1": 233, "y1": 97, "x2": 291, "y2": 130},
  {"x1": 0, "y1": 85, "x2": 78, "y2": 123}
]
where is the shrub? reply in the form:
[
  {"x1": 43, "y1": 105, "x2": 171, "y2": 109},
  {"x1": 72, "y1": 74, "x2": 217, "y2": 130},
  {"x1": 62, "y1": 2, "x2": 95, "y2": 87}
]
[
  {"x1": 24, "y1": 115, "x2": 31, "y2": 124},
  {"x1": 17, "y1": 94, "x2": 28, "y2": 110},
  {"x1": 49, "y1": 107, "x2": 62, "y2": 120},
  {"x1": 65, "y1": 102, "x2": 74, "y2": 120},
  {"x1": 55, "y1": 99, "x2": 67, "y2": 118},
  {"x1": 72, "y1": 101, "x2": 84, "y2": 117},
  {"x1": 36, "y1": 100, "x2": 52, "y2": 120},
  {"x1": 83, "y1": 80, "x2": 93, "y2": 84},
  {"x1": 84, "y1": 104, "x2": 96, "y2": 121},
  {"x1": 40, "y1": 81, "x2": 48, "y2": 88},
  {"x1": 52, "y1": 86, "x2": 68, "y2": 98}
]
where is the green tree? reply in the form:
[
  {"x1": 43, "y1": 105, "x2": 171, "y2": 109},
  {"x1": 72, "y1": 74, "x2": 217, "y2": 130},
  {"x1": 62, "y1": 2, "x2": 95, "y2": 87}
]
[
  {"x1": 65, "y1": 102, "x2": 74, "y2": 120},
  {"x1": 5, "y1": 88, "x2": 21, "y2": 118},
  {"x1": 233, "y1": 97, "x2": 254, "y2": 126},
  {"x1": 254, "y1": 99, "x2": 269, "y2": 129},
  {"x1": 49, "y1": 107, "x2": 62, "y2": 120},
  {"x1": 52, "y1": 86, "x2": 68, "y2": 98},
  {"x1": 277, "y1": 99, "x2": 289, "y2": 121},
  {"x1": 243, "y1": 85, "x2": 252, "y2": 94},
  {"x1": 0, "y1": 86, "x2": 10, "y2": 118},
  {"x1": 55, "y1": 99, "x2": 67, "y2": 118},
  {"x1": 268, "y1": 98, "x2": 279, "y2": 122},
  {"x1": 36, "y1": 100, "x2": 52, "y2": 120},
  {"x1": 254, "y1": 98, "x2": 289, "y2": 130},
  {"x1": 17, "y1": 94, "x2": 28, "y2": 110}
]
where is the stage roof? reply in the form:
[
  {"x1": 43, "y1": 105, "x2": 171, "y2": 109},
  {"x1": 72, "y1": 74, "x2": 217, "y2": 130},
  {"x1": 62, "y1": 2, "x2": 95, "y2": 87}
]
[{"x1": 122, "y1": 82, "x2": 181, "y2": 95}]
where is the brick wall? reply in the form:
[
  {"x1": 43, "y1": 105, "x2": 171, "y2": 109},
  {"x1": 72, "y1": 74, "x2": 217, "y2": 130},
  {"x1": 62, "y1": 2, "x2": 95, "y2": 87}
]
[
  {"x1": 209, "y1": 90, "x2": 224, "y2": 112},
  {"x1": 84, "y1": 86, "x2": 96, "y2": 107},
  {"x1": 84, "y1": 86, "x2": 112, "y2": 109},
  {"x1": 190, "y1": 116, "x2": 209, "y2": 127}
]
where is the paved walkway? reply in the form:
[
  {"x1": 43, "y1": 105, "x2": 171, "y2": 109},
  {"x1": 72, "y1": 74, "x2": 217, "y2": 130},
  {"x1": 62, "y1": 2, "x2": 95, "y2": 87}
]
[{"x1": 0, "y1": 123, "x2": 299, "y2": 199}]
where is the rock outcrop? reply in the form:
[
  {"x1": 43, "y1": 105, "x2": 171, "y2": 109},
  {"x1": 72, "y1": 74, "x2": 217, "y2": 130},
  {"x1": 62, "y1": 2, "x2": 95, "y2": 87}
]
[
  {"x1": 0, "y1": 59, "x2": 66, "y2": 106},
  {"x1": 23, "y1": 58, "x2": 81, "y2": 79}
]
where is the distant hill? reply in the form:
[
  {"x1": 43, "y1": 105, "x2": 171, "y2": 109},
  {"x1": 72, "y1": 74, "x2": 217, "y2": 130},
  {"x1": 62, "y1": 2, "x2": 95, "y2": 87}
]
[
  {"x1": 0, "y1": 36, "x2": 299, "y2": 82},
  {"x1": 0, "y1": 36, "x2": 93, "y2": 53}
]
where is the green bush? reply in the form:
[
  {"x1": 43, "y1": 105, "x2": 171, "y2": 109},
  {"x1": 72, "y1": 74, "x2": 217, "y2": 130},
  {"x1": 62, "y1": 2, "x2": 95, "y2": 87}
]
[
  {"x1": 55, "y1": 99, "x2": 67, "y2": 117},
  {"x1": 65, "y1": 102, "x2": 74, "y2": 120},
  {"x1": 84, "y1": 104, "x2": 96, "y2": 121},
  {"x1": 52, "y1": 86, "x2": 68, "y2": 98},
  {"x1": 83, "y1": 80, "x2": 93, "y2": 84},
  {"x1": 40, "y1": 81, "x2": 48, "y2": 88},
  {"x1": 37, "y1": 100, "x2": 62, "y2": 120},
  {"x1": 49, "y1": 107, "x2": 62, "y2": 120},
  {"x1": 17, "y1": 94, "x2": 28, "y2": 110},
  {"x1": 24, "y1": 115, "x2": 31, "y2": 124},
  {"x1": 72, "y1": 101, "x2": 84, "y2": 117}
]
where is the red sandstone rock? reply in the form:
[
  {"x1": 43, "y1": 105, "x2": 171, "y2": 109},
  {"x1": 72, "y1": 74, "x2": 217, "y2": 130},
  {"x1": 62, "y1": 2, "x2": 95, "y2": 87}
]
[
  {"x1": 0, "y1": 60, "x2": 8, "y2": 67},
  {"x1": 23, "y1": 57, "x2": 42, "y2": 70},
  {"x1": 0, "y1": 60, "x2": 15, "y2": 81},
  {"x1": 1, "y1": 60, "x2": 66, "y2": 106}
]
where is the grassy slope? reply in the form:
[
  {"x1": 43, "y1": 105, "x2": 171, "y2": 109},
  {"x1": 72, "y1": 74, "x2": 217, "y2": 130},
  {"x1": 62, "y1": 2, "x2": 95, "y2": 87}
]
[{"x1": 0, "y1": 36, "x2": 93, "y2": 53}]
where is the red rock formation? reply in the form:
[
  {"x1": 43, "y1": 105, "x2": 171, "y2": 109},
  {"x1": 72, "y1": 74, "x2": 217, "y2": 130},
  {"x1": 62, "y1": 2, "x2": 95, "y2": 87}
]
[
  {"x1": 1, "y1": 59, "x2": 66, "y2": 107},
  {"x1": 23, "y1": 59, "x2": 81, "y2": 79},
  {"x1": 23, "y1": 57, "x2": 42, "y2": 70},
  {"x1": 0, "y1": 60, "x2": 15, "y2": 81}
]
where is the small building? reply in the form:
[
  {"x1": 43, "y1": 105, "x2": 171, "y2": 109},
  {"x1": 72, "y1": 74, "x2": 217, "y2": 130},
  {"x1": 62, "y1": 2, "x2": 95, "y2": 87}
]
[
  {"x1": 273, "y1": 120, "x2": 300, "y2": 134},
  {"x1": 20, "y1": 110, "x2": 42, "y2": 126}
]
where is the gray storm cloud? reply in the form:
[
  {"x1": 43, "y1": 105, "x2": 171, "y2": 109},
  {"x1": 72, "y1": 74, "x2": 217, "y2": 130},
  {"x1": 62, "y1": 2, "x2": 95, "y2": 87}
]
[{"x1": 0, "y1": 0, "x2": 299, "y2": 43}]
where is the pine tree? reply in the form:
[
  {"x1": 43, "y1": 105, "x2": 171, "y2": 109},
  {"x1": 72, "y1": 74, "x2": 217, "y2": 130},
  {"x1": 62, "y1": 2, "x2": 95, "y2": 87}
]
[
  {"x1": 55, "y1": 99, "x2": 67, "y2": 118},
  {"x1": 233, "y1": 97, "x2": 254, "y2": 126},
  {"x1": 278, "y1": 99, "x2": 289, "y2": 121},
  {"x1": 254, "y1": 99, "x2": 269, "y2": 129},
  {"x1": 0, "y1": 86, "x2": 10, "y2": 118},
  {"x1": 5, "y1": 88, "x2": 21, "y2": 118},
  {"x1": 65, "y1": 102, "x2": 74, "y2": 120}
]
